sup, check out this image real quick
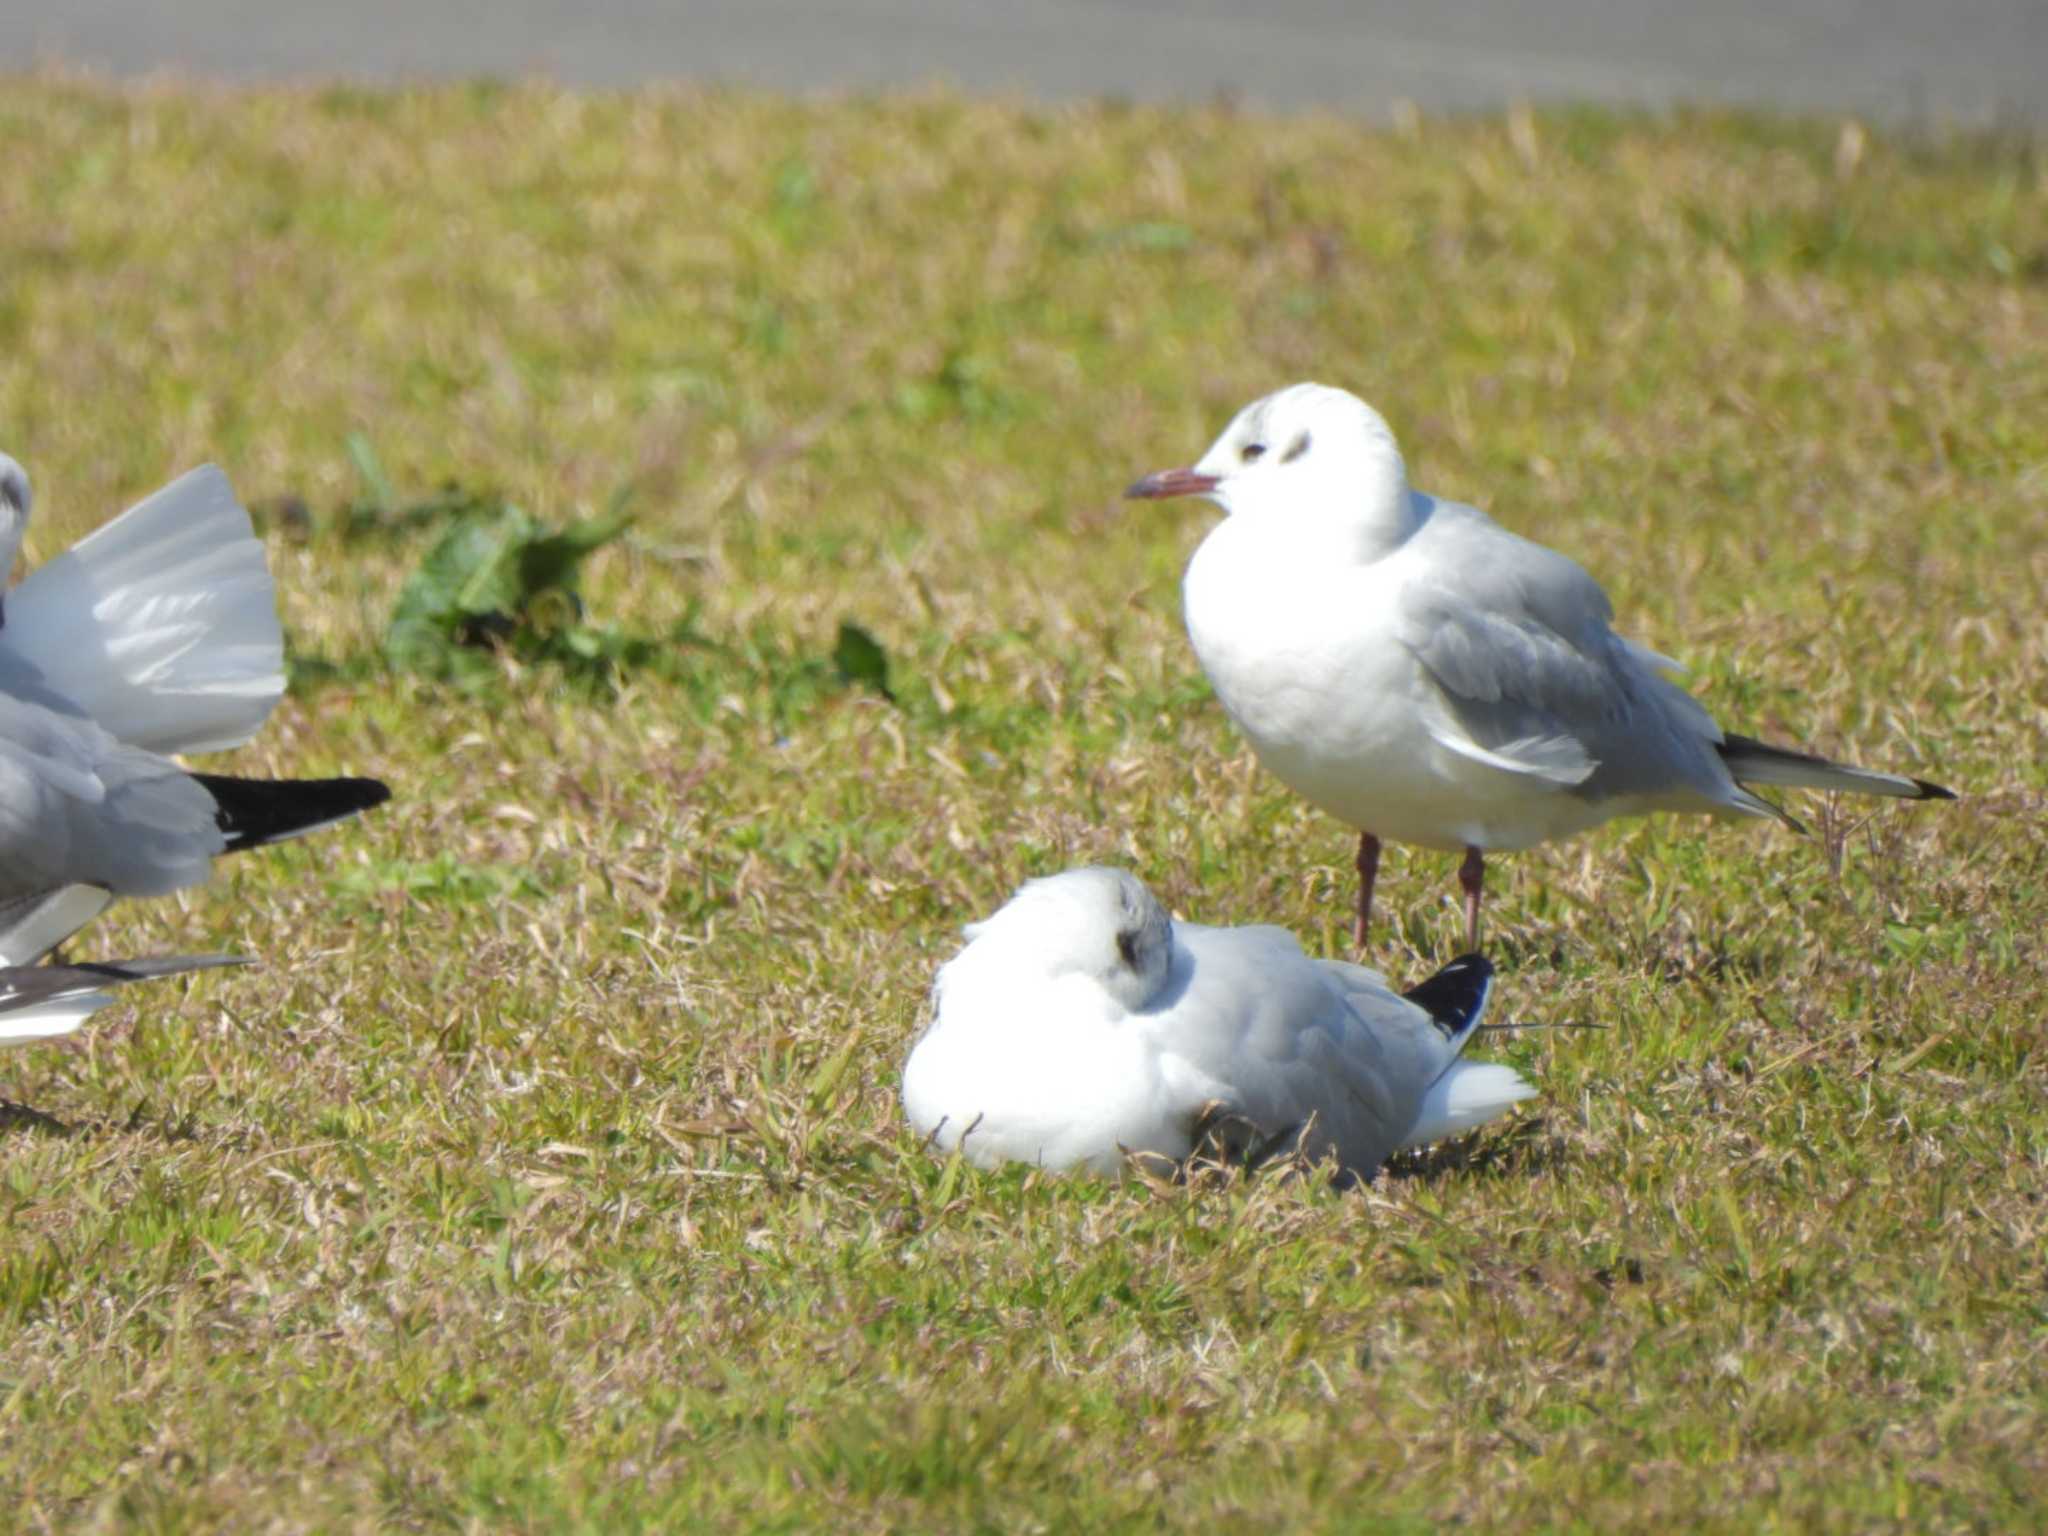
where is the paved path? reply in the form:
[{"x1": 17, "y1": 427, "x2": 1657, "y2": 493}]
[{"x1": 8, "y1": 0, "x2": 2044, "y2": 126}]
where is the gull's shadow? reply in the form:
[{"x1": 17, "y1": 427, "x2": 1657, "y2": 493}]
[
  {"x1": 1170, "y1": 1113, "x2": 1568, "y2": 1192},
  {"x1": 1384, "y1": 1114, "x2": 1568, "y2": 1183},
  {"x1": 0, "y1": 1100, "x2": 212, "y2": 1145},
  {"x1": 0, "y1": 1098, "x2": 77, "y2": 1138},
  {"x1": 1381, "y1": 920, "x2": 1794, "y2": 991}
]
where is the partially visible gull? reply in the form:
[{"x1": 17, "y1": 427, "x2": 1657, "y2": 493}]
[{"x1": 0, "y1": 456, "x2": 389, "y2": 910}]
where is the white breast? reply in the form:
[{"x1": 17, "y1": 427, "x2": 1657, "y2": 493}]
[{"x1": 1182, "y1": 519, "x2": 1607, "y2": 852}]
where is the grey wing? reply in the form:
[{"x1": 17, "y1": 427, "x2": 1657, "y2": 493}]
[
  {"x1": 1157, "y1": 926, "x2": 1341, "y2": 1130},
  {"x1": 0, "y1": 692, "x2": 226, "y2": 901},
  {"x1": 0, "y1": 648, "x2": 89, "y2": 720},
  {"x1": 1397, "y1": 504, "x2": 1730, "y2": 799},
  {"x1": 1302, "y1": 960, "x2": 1457, "y2": 1163},
  {"x1": 1400, "y1": 588, "x2": 1608, "y2": 784},
  {"x1": 1167, "y1": 929, "x2": 1430, "y2": 1177}
]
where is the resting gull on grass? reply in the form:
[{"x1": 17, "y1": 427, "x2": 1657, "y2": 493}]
[{"x1": 902, "y1": 867, "x2": 1535, "y2": 1184}]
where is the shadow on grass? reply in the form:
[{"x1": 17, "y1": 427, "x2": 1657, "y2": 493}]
[
  {"x1": 1380, "y1": 915, "x2": 1796, "y2": 994},
  {"x1": 0, "y1": 1099, "x2": 75, "y2": 1138},
  {"x1": 1385, "y1": 1115, "x2": 1569, "y2": 1184},
  {"x1": 1165, "y1": 1112, "x2": 1568, "y2": 1192},
  {"x1": 0, "y1": 1099, "x2": 214, "y2": 1146},
  {"x1": 1475, "y1": 924, "x2": 1800, "y2": 993}
]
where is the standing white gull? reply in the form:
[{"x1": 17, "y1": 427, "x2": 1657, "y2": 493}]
[
  {"x1": 0, "y1": 456, "x2": 390, "y2": 908},
  {"x1": 901, "y1": 867, "x2": 1535, "y2": 1183},
  {"x1": 1126, "y1": 384, "x2": 1954, "y2": 949},
  {"x1": 0, "y1": 883, "x2": 249, "y2": 1047}
]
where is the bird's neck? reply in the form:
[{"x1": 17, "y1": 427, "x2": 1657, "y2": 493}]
[
  {"x1": 1215, "y1": 480, "x2": 1423, "y2": 572},
  {"x1": 1305, "y1": 438, "x2": 1423, "y2": 565},
  {"x1": 1350, "y1": 480, "x2": 1427, "y2": 564}
]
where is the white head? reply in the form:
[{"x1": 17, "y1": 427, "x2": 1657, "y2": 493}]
[
  {"x1": 1126, "y1": 383, "x2": 1417, "y2": 558},
  {"x1": 956, "y1": 866, "x2": 1174, "y2": 1014},
  {"x1": 0, "y1": 454, "x2": 30, "y2": 582}
]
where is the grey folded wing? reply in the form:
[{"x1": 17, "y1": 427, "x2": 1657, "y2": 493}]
[
  {"x1": 1395, "y1": 515, "x2": 1728, "y2": 800},
  {"x1": 1247, "y1": 967, "x2": 1445, "y2": 1175},
  {"x1": 1313, "y1": 961, "x2": 1457, "y2": 1125}
]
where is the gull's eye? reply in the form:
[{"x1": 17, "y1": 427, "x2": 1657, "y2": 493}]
[{"x1": 1239, "y1": 442, "x2": 1267, "y2": 464}]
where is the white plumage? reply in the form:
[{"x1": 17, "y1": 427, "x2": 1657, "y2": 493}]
[
  {"x1": 0, "y1": 993, "x2": 111, "y2": 1046},
  {"x1": 1128, "y1": 383, "x2": 1953, "y2": 946},
  {"x1": 901, "y1": 867, "x2": 1536, "y2": 1182}
]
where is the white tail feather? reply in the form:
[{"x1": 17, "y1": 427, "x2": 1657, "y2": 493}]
[
  {"x1": 0, "y1": 994, "x2": 113, "y2": 1046},
  {"x1": 1400, "y1": 1061, "x2": 1537, "y2": 1150},
  {"x1": 5, "y1": 466, "x2": 284, "y2": 754}
]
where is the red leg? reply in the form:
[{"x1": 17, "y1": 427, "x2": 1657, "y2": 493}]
[
  {"x1": 1457, "y1": 846, "x2": 1485, "y2": 952},
  {"x1": 1352, "y1": 832, "x2": 1381, "y2": 950}
]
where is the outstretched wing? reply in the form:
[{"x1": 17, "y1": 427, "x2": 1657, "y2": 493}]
[{"x1": 2, "y1": 464, "x2": 285, "y2": 755}]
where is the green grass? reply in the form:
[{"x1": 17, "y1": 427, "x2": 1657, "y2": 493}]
[{"x1": 1, "y1": 74, "x2": 2045, "y2": 1530}]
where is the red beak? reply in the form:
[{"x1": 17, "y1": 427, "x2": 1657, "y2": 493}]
[{"x1": 1124, "y1": 467, "x2": 1220, "y2": 500}]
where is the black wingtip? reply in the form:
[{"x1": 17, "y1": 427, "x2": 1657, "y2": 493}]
[
  {"x1": 1400, "y1": 953, "x2": 1495, "y2": 1042},
  {"x1": 1912, "y1": 778, "x2": 1958, "y2": 802},
  {"x1": 191, "y1": 774, "x2": 393, "y2": 852}
]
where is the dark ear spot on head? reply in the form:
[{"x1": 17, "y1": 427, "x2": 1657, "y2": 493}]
[
  {"x1": 1280, "y1": 431, "x2": 1312, "y2": 464},
  {"x1": 1115, "y1": 928, "x2": 1141, "y2": 970}
]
